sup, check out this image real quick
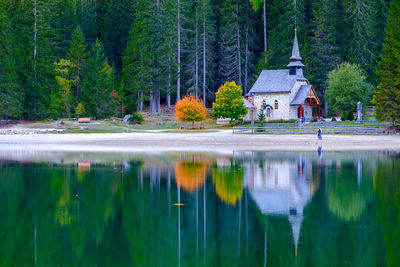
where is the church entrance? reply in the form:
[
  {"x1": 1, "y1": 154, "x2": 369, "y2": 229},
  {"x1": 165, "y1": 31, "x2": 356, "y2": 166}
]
[
  {"x1": 297, "y1": 105, "x2": 303, "y2": 118},
  {"x1": 266, "y1": 107, "x2": 272, "y2": 118}
]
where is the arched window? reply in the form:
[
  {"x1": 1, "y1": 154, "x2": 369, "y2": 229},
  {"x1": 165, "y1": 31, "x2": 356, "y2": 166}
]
[{"x1": 274, "y1": 100, "x2": 278, "y2": 110}]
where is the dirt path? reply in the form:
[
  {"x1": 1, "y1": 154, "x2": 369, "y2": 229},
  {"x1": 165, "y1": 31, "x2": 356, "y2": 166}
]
[{"x1": 0, "y1": 130, "x2": 399, "y2": 152}]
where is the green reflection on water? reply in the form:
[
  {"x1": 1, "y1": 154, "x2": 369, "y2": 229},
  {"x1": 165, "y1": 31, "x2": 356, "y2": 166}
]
[{"x1": 0, "y1": 151, "x2": 399, "y2": 266}]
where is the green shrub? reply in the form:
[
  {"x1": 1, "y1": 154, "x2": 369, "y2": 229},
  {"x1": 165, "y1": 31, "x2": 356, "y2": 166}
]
[
  {"x1": 128, "y1": 113, "x2": 144, "y2": 124},
  {"x1": 265, "y1": 119, "x2": 297, "y2": 123},
  {"x1": 347, "y1": 111, "x2": 355, "y2": 121},
  {"x1": 258, "y1": 109, "x2": 266, "y2": 127},
  {"x1": 341, "y1": 112, "x2": 348, "y2": 121},
  {"x1": 50, "y1": 111, "x2": 59, "y2": 121}
]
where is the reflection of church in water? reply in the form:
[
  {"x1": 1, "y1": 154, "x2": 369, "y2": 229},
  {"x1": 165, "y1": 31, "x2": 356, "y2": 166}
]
[{"x1": 241, "y1": 153, "x2": 321, "y2": 250}]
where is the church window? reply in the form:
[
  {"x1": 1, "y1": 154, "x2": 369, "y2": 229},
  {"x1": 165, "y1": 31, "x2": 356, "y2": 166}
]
[{"x1": 274, "y1": 100, "x2": 278, "y2": 109}]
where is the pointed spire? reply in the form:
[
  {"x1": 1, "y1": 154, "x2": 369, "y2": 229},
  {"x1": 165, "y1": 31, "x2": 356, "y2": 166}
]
[
  {"x1": 290, "y1": 34, "x2": 302, "y2": 61},
  {"x1": 287, "y1": 33, "x2": 304, "y2": 68}
]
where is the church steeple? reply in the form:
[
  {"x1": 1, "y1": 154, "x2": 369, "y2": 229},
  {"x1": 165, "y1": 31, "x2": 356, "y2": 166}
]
[{"x1": 288, "y1": 33, "x2": 304, "y2": 75}]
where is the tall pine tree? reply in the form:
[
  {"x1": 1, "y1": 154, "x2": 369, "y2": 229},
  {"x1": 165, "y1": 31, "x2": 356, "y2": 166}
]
[
  {"x1": 82, "y1": 40, "x2": 116, "y2": 119},
  {"x1": 373, "y1": 0, "x2": 400, "y2": 124},
  {"x1": 0, "y1": 3, "x2": 22, "y2": 119},
  {"x1": 67, "y1": 26, "x2": 88, "y2": 104}
]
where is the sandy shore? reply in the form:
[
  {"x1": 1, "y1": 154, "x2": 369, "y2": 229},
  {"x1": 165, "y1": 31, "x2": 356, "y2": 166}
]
[{"x1": 0, "y1": 130, "x2": 399, "y2": 152}]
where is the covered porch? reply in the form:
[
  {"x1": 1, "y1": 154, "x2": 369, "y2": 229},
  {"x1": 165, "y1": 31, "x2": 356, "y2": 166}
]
[{"x1": 291, "y1": 85, "x2": 322, "y2": 120}]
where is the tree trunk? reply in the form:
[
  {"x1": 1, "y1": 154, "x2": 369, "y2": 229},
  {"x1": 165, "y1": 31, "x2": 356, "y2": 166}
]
[
  {"x1": 167, "y1": 63, "x2": 171, "y2": 112},
  {"x1": 202, "y1": 0, "x2": 207, "y2": 107},
  {"x1": 157, "y1": 90, "x2": 161, "y2": 114},
  {"x1": 33, "y1": 0, "x2": 37, "y2": 82},
  {"x1": 236, "y1": 1, "x2": 242, "y2": 87},
  {"x1": 263, "y1": 0, "x2": 267, "y2": 64},
  {"x1": 137, "y1": 91, "x2": 143, "y2": 111},
  {"x1": 150, "y1": 90, "x2": 153, "y2": 114},
  {"x1": 244, "y1": 0, "x2": 249, "y2": 94},
  {"x1": 177, "y1": 0, "x2": 181, "y2": 102},
  {"x1": 195, "y1": 14, "x2": 199, "y2": 98},
  {"x1": 65, "y1": 97, "x2": 70, "y2": 120}
]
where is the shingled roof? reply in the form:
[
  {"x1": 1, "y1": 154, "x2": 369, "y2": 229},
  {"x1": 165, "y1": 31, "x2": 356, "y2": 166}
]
[
  {"x1": 248, "y1": 69, "x2": 306, "y2": 94},
  {"x1": 291, "y1": 85, "x2": 312, "y2": 105}
]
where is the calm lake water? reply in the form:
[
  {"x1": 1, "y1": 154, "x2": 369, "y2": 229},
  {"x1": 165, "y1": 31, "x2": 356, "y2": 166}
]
[{"x1": 0, "y1": 150, "x2": 399, "y2": 267}]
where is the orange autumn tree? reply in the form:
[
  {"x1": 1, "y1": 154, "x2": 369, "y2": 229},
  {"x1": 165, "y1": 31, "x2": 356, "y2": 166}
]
[{"x1": 175, "y1": 95, "x2": 207, "y2": 128}]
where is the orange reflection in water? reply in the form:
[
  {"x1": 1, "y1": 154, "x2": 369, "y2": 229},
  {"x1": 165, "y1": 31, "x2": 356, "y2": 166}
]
[{"x1": 175, "y1": 161, "x2": 207, "y2": 192}]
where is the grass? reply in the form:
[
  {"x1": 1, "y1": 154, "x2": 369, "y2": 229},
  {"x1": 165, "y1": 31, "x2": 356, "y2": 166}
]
[{"x1": 15, "y1": 113, "x2": 226, "y2": 133}]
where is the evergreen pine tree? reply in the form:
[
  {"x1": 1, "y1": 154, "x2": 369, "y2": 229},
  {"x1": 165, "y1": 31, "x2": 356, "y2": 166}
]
[
  {"x1": 10, "y1": 0, "x2": 58, "y2": 119},
  {"x1": 82, "y1": 40, "x2": 116, "y2": 119},
  {"x1": 122, "y1": 0, "x2": 161, "y2": 114},
  {"x1": 219, "y1": 0, "x2": 243, "y2": 86},
  {"x1": 97, "y1": 0, "x2": 135, "y2": 69},
  {"x1": 373, "y1": 0, "x2": 400, "y2": 124},
  {"x1": 199, "y1": 0, "x2": 217, "y2": 106},
  {"x1": 303, "y1": 0, "x2": 344, "y2": 115},
  {"x1": 67, "y1": 26, "x2": 88, "y2": 103},
  {"x1": 159, "y1": 0, "x2": 178, "y2": 111},
  {"x1": 266, "y1": 0, "x2": 305, "y2": 69},
  {"x1": 77, "y1": 0, "x2": 99, "y2": 46},
  {"x1": 342, "y1": 0, "x2": 378, "y2": 85},
  {"x1": 0, "y1": 4, "x2": 22, "y2": 119},
  {"x1": 51, "y1": 0, "x2": 78, "y2": 58}
]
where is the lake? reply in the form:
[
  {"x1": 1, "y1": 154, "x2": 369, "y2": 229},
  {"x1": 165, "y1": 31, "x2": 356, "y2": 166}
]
[{"x1": 0, "y1": 150, "x2": 399, "y2": 266}]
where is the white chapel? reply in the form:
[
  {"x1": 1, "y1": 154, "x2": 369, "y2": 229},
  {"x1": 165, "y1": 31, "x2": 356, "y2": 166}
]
[{"x1": 246, "y1": 34, "x2": 322, "y2": 121}]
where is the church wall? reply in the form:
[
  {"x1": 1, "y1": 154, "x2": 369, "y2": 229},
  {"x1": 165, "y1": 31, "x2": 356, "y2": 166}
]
[
  {"x1": 303, "y1": 106, "x2": 313, "y2": 121},
  {"x1": 252, "y1": 93, "x2": 291, "y2": 120},
  {"x1": 251, "y1": 80, "x2": 310, "y2": 121},
  {"x1": 289, "y1": 106, "x2": 298, "y2": 119}
]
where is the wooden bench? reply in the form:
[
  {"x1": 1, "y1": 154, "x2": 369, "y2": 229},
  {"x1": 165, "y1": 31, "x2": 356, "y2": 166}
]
[{"x1": 78, "y1": 118, "x2": 91, "y2": 123}]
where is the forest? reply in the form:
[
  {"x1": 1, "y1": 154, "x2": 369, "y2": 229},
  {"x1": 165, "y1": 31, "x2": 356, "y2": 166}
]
[{"x1": 0, "y1": 0, "x2": 397, "y2": 120}]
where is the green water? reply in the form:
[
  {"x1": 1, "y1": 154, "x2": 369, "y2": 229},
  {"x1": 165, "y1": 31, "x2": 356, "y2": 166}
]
[{"x1": 0, "y1": 150, "x2": 399, "y2": 267}]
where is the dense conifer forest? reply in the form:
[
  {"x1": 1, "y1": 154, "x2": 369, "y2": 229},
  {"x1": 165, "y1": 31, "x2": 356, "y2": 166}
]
[{"x1": 0, "y1": 0, "x2": 398, "y2": 120}]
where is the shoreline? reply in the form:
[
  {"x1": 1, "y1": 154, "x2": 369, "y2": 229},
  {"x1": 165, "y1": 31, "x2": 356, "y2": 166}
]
[{"x1": 0, "y1": 130, "x2": 400, "y2": 152}]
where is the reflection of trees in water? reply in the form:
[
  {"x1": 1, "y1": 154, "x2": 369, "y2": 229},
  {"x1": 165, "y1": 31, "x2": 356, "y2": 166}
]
[
  {"x1": 212, "y1": 163, "x2": 244, "y2": 206},
  {"x1": 1, "y1": 153, "x2": 399, "y2": 266},
  {"x1": 327, "y1": 163, "x2": 373, "y2": 221},
  {"x1": 374, "y1": 157, "x2": 400, "y2": 267},
  {"x1": 175, "y1": 161, "x2": 206, "y2": 192},
  {"x1": 298, "y1": 161, "x2": 384, "y2": 267}
]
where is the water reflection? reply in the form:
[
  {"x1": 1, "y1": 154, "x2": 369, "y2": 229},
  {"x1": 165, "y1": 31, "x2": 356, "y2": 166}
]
[
  {"x1": 326, "y1": 160, "x2": 373, "y2": 221},
  {"x1": 0, "y1": 151, "x2": 399, "y2": 266},
  {"x1": 212, "y1": 160, "x2": 244, "y2": 206},
  {"x1": 244, "y1": 152, "x2": 318, "y2": 256},
  {"x1": 175, "y1": 158, "x2": 206, "y2": 192}
]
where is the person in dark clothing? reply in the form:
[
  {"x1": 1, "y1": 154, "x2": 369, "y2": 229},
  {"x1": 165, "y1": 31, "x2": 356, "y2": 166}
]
[{"x1": 317, "y1": 128, "x2": 322, "y2": 140}]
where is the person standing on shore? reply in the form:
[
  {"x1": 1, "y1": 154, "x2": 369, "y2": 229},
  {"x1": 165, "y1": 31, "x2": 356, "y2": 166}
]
[{"x1": 317, "y1": 128, "x2": 322, "y2": 140}]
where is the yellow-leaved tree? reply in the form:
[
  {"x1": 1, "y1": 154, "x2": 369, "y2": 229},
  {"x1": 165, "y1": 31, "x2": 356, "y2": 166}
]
[
  {"x1": 212, "y1": 81, "x2": 247, "y2": 124},
  {"x1": 175, "y1": 95, "x2": 207, "y2": 128}
]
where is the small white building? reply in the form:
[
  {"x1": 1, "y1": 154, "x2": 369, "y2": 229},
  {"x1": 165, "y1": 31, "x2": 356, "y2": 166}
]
[{"x1": 247, "y1": 34, "x2": 321, "y2": 121}]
